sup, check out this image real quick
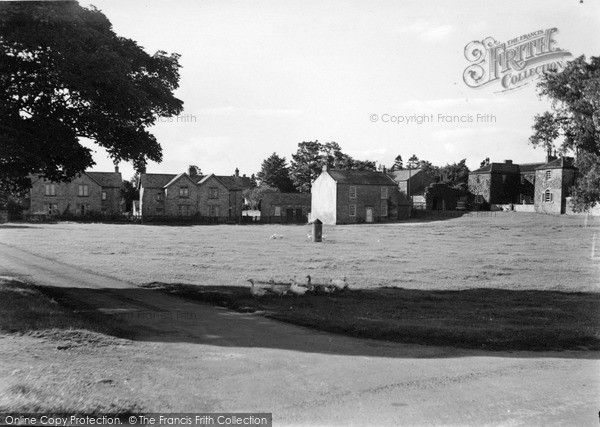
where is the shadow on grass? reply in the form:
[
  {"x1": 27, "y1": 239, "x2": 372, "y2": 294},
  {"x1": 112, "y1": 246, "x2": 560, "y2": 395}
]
[{"x1": 21, "y1": 282, "x2": 600, "y2": 359}]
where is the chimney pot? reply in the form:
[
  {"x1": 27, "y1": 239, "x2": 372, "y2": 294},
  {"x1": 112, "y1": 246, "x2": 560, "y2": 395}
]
[
  {"x1": 114, "y1": 165, "x2": 119, "y2": 173},
  {"x1": 235, "y1": 167, "x2": 239, "y2": 177},
  {"x1": 504, "y1": 160, "x2": 512, "y2": 164}
]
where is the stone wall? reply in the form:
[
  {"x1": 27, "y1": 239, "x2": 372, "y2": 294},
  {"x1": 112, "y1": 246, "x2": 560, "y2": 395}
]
[
  {"x1": 336, "y1": 183, "x2": 399, "y2": 224},
  {"x1": 29, "y1": 175, "x2": 103, "y2": 215},
  {"x1": 198, "y1": 175, "x2": 230, "y2": 218},
  {"x1": 164, "y1": 175, "x2": 199, "y2": 216}
]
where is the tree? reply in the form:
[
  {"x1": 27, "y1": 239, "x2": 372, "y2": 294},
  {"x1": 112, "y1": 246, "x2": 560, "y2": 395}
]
[
  {"x1": 256, "y1": 152, "x2": 296, "y2": 192},
  {"x1": 406, "y1": 154, "x2": 420, "y2": 169},
  {"x1": 435, "y1": 159, "x2": 470, "y2": 191},
  {"x1": 289, "y1": 140, "x2": 377, "y2": 192},
  {"x1": 389, "y1": 155, "x2": 403, "y2": 172},
  {"x1": 121, "y1": 173, "x2": 140, "y2": 213},
  {"x1": 529, "y1": 55, "x2": 600, "y2": 211},
  {"x1": 0, "y1": 2, "x2": 183, "y2": 194},
  {"x1": 242, "y1": 185, "x2": 278, "y2": 210}
]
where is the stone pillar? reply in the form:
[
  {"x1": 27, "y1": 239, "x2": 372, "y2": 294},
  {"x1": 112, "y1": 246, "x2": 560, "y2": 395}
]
[{"x1": 312, "y1": 219, "x2": 322, "y2": 242}]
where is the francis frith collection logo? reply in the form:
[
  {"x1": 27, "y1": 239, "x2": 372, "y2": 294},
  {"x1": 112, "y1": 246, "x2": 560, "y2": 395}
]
[{"x1": 463, "y1": 28, "x2": 572, "y2": 92}]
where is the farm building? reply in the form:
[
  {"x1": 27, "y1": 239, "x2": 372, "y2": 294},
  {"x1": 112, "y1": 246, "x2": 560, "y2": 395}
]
[
  {"x1": 27, "y1": 167, "x2": 123, "y2": 217},
  {"x1": 388, "y1": 168, "x2": 432, "y2": 209},
  {"x1": 259, "y1": 191, "x2": 311, "y2": 223},
  {"x1": 138, "y1": 167, "x2": 252, "y2": 221},
  {"x1": 425, "y1": 183, "x2": 470, "y2": 211},
  {"x1": 311, "y1": 165, "x2": 401, "y2": 224},
  {"x1": 534, "y1": 157, "x2": 578, "y2": 215},
  {"x1": 468, "y1": 154, "x2": 579, "y2": 214}
]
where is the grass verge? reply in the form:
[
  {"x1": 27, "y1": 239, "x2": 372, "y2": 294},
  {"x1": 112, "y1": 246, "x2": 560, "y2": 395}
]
[
  {"x1": 142, "y1": 282, "x2": 600, "y2": 351},
  {"x1": 0, "y1": 278, "x2": 141, "y2": 414}
]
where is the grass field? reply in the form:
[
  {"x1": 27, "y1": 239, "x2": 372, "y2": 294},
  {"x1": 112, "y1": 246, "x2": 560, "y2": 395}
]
[
  {"x1": 1, "y1": 213, "x2": 599, "y2": 351},
  {"x1": 1, "y1": 213, "x2": 598, "y2": 292}
]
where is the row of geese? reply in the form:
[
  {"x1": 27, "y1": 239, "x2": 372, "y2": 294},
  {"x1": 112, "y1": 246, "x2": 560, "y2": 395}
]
[{"x1": 247, "y1": 275, "x2": 348, "y2": 297}]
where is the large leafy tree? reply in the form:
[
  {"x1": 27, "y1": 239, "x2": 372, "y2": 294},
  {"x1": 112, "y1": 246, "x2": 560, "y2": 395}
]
[
  {"x1": 0, "y1": 1, "x2": 183, "y2": 194},
  {"x1": 434, "y1": 159, "x2": 470, "y2": 191},
  {"x1": 256, "y1": 152, "x2": 296, "y2": 192},
  {"x1": 289, "y1": 140, "x2": 376, "y2": 192},
  {"x1": 529, "y1": 55, "x2": 600, "y2": 211}
]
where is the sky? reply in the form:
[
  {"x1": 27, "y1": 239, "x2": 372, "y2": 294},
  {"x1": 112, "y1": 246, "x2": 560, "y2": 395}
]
[{"x1": 83, "y1": 0, "x2": 600, "y2": 181}]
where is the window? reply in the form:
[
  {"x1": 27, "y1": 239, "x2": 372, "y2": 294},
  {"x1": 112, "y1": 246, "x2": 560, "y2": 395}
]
[
  {"x1": 381, "y1": 187, "x2": 388, "y2": 199},
  {"x1": 209, "y1": 205, "x2": 220, "y2": 217},
  {"x1": 209, "y1": 187, "x2": 218, "y2": 199},
  {"x1": 178, "y1": 205, "x2": 189, "y2": 216},
  {"x1": 545, "y1": 170, "x2": 552, "y2": 180},
  {"x1": 47, "y1": 203, "x2": 57, "y2": 215},
  {"x1": 349, "y1": 204, "x2": 356, "y2": 217},
  {"x1": 45, "y1": 184, "x2": 56, "y2": 196},
  {"x1": 102, "y1": 191, "x2": 107, "y2": 201},
  {"x1": 475, "y1": 195, "x2": 484, "y2": 204},
  {"x1": 78, "y1": 184, "x2": 88, "y2": 197},
  {"x1": 274, "y1": 206, "x2": 281, "y2": 216},
  {"x1": 349, "y1": 186, "x2": 356, "y2": 199},
  {"x1": 156, "y1": 192, "x2": 163, "y2": 201},
  {"x1": 544, "y1": 190, "x2": 553, "y2": 203},
  {"x1": 179, "y1": 186, "x2": 189, "y2": 198},
  {"x1": 381, "y1": 201, "x2": 388, "y2": 217}
]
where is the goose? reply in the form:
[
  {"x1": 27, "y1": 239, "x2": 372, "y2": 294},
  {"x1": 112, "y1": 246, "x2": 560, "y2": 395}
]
[
  {"x1": 247, "y1": 279, "x2": 267, "y2": 297},
  {"x1": 330, "y1": 277, "x2": 348, "y2": 291},
  {"x1": 268, "y1": 278, "x2": 289, "y2": 296},
  {"x1": 289, "y1": 278, "x2": 308, "y2": 296}
]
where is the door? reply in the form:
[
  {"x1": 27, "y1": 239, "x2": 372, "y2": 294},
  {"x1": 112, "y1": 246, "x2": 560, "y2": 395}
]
[
  {"x1": 286, "y1": 208, "x2": 294, "y2": 223},
  {"x1": 366, "y1": 207, "x2": 373, "y2": 223}
]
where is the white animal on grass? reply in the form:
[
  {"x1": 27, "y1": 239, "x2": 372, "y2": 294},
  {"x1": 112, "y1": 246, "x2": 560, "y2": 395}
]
[
  {"x1": 269, "y1": 233, "x2": 284, "y2": 239},
  {"x1": 247, "y1": 279, "x2": 267, "y2": 297},
  {"x1": 330, "y1": 277, "x2": 348, "y2": 291},
  {"x1": 289, "y1": 277, "x2": 308, "y2": 296},
  {"x1": 268, "y1": 278, "x2": 289, "y2": 296}
]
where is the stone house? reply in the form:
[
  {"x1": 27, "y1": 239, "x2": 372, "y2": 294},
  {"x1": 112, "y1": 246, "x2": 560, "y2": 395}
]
[
  {"x1": 138, "y1": 167, "x2": 252, "y2": 220},
  {"x1": 28, "y1": 168, "x2": 122, "y2": 216},
  {"x1": 388, "y1": 168, "x2": 432, "y2": 209},
  {"x1": 534, "y1": 157, "x2": 578, "y2": 214},
  {"x1": 468, "y1": 155, "x2": 578, "y2": 214},
  {"x1": 259, "y1": 191, "x2": 311, "y2": 223},
  {"x1": 311, "y1": 166, "x2": 400, "y2": 224}
]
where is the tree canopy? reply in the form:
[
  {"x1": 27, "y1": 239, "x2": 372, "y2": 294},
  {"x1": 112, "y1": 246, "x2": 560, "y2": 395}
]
[
  {"x1": 529, "y1": 55, "x2": 600, "y2": 211},
  {"x1": 256, "y1": 152, "x2": 296, "y2": 192},
  {"x1": 0, "y1": 1, "x2": 183, "y2": 194},
  {"x1": 289, "y1": 141, "x2": 376, "y2": 192}
]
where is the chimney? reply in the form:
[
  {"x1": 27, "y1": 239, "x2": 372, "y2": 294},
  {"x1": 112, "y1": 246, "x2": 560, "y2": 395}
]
[
  {"x1": 235, "y1": 167, "x2": 239, "y2": 177},
  {"x1": 504, "y1": 160, "x2": 512, "y2": 164},
  {"x1": 114, "y1": 164, "x2": 119, "y2": 173},
  {"x1": 382, "y1": 165, "x2": 387, "y2": 173},
  {"x1": 322, "y1": 163, "x2": 329, "y2": 172},
  {"x1": 546, "y1": 147, "x2": 557, "y2": 163},
  {"x1": 188, "y1": 165, "x2": 197, "y2": 177}
]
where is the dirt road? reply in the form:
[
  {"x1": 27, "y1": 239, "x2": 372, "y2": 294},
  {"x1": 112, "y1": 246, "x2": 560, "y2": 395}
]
[{"x1": 0, "y1": 242, "x2": 598, "y2": 426}]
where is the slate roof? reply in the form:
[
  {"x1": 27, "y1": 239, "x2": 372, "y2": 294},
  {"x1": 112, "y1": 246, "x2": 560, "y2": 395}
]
[
  {"x1": 86, "y1": 172, "x2": 122, "y2": 188},
  {"x1": 326, "y1": 169, "x2": 397, "y2": 186},
  {"x1": 470, "y1": 162, "x2": 519, "y2": 174},
  {"x1": 163, "y1": 172, "x2": 198, "y2": 188},
  {"x1": 215, "y1": 175, "x2": 253, "y2": 190},
  {"x1": 518, "y1": 163, "x2": 545, "y2": 173},
  {"x1": 536, "y1": 157, "x2": 576, "y2": 170},
  {"x1": 388, "y1": 168, "x2": 423, "y2": 181},
  {"x1": 139, "y1": 173, "x2": 177, "y2": 189}
]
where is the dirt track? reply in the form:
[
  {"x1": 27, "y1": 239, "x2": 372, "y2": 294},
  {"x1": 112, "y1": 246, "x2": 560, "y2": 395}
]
[{"x1": 0, "y1": 242, "x2": 598, "y2": 426}]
